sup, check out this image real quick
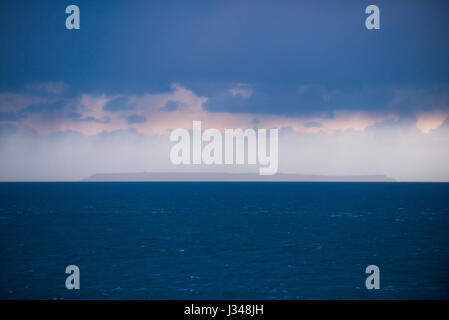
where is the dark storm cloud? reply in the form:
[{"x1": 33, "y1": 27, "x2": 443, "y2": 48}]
[
  {"x1": 1, "y1": 1, "x2": 448, "y2": 100},
  {"x1": 203, "y1": 84, "x2": 402, "y2": 117}
]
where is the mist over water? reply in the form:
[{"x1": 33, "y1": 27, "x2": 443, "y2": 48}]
[{"x1": 1, "y1": 119, "x2": 449, "y2": 181}]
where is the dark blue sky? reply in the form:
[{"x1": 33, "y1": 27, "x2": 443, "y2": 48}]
[{"x1": 1, "y1": 0, "x2": 449, "y2": 116}]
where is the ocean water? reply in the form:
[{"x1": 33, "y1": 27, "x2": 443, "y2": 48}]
[{"x1": 0, "y1": 182, "x2": 448, "y2": 299}]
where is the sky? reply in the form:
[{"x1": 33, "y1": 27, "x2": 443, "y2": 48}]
[{"x1": 1, "y1": 0, "x2": 449, "y2": 181}]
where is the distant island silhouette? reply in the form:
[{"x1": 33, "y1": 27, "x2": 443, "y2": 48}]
[{"x1": 84, "y1": 172, "x2": 396, "y2": 182}]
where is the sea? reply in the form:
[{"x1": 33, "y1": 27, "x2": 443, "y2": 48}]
[{"x1": 0, "y1": 182, "x2": 448, "y2": 299}]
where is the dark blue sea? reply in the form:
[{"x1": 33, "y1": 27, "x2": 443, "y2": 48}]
[{"x1": 0, "y1": 182, "x2": 448, "y2": 299}]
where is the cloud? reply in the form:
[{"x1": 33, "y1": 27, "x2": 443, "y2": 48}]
[
  {"x1": 68, "y1": 112, "x2": 110, "y2": 124},
  {"x1": 205, "y1": 84, "x2": 399, "y2": 117},
  {"x1": 416, "y1": 111, "x2": 449, "y2": 133},
  {"x1": 24, "y1": 82, "x2": 68, "y2": 95},
  {"x1": 1, "y1": 83, "x2": 448, "y2": 138},
  {"x1": 103, "y1": 97, "x2": 136, "y2": 112},
  {"x1": 229, "y1": 83, "x2": 253, "y2": 99},
  {"x1": 125, "y1": 114, "x2": 146, "y2": 124},
  {"x1": 163, "y1": 100, "x2": 183, "y2": 112},
  {"x1": 204, "y1": 84, "x2": 449, "y2": 120},
  {"x1": 304, "y1": 121, "x2": 322, "y2": 128},
  {"x1": 0, "y1": 92, "x2": 46, "y2": 113},
  {"x1": 22, "y1": 100, "x2": 66, "y2": 113},
  {"x1": 0, "y1": 112, "x2": 27, "y2": 122}
]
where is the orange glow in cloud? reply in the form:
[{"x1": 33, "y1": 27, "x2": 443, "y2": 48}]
[{"x1": 416, "y1": 110, "x2": 449, "y2": 133}]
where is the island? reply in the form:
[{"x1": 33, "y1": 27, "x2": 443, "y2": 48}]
[{"x1": 83, "y1": 172, "x2": 396, "y2": 182}]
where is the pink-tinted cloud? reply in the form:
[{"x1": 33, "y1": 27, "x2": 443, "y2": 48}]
[{"x1": 1, "y1": 83, "x2": 448, "y2": 136}]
